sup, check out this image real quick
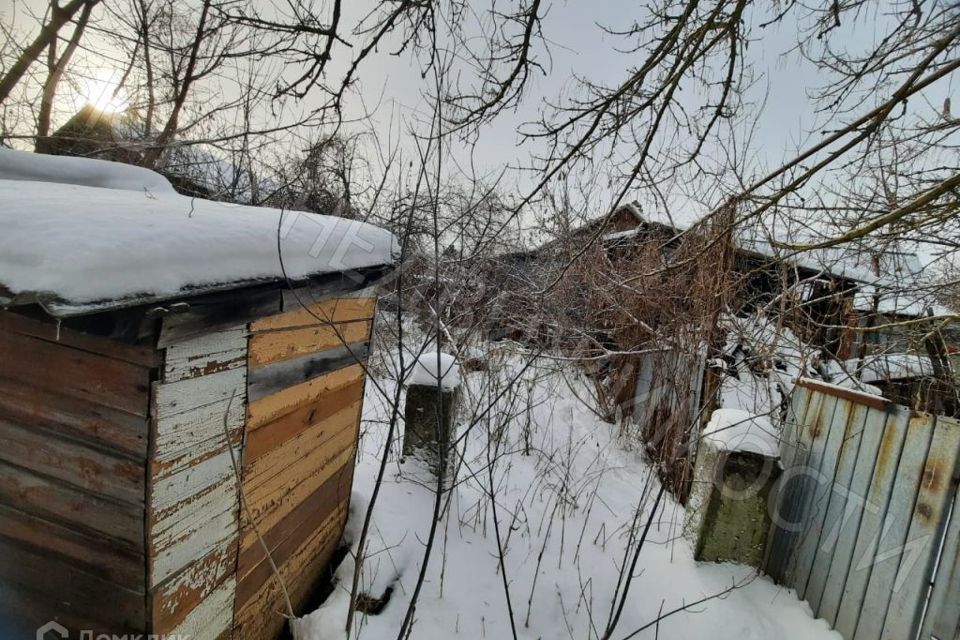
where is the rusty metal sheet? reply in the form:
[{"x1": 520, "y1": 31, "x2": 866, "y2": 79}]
[
  {"x1": 818, "y1": 403, "x2": 891, "y2": 627},
  {"x1": 789, "y1": 395, "x2": 849, "y2": 592},
  {"x1": 919, "y1": 417, "x2": 960, "y2": 640},
  {"x1": 802, "y1": 400, "x2": 871, "y2": 610},
  {"x1": 765, "y1": 390, "x2": 834, "y2": 583},
  {"x1": 834, "y1": 405, "x2": 911, "y2": 639},
  {"x1": 780, "y1": 384, "x2": 813, "y2": 466},
  {"x1": 883, "y1": 415, "x2": 960, "y2": 639},
  {"x1": 765, "y1": 385, "x2": 819, "y2": 579},
  {"x1": 853, "y1": 412, "x2": 935, "y2": 640}
]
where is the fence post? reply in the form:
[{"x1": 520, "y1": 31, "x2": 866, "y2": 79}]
[
  {"x1": 402, "y1": 352, "x2": 460, "y2": 481},
  {"x1": 686, "y1": 410, "x2": 781, "y2": 567}
]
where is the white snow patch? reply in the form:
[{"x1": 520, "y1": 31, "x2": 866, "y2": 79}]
[
  {"x1": 0, "y1": 153, "x2": 398, "y2": 310},
  {"x1": 0, "y1": 147, "x2": 176, "y2": 194},
  {"x1": 703, "y1": 409, "x2": 780, "y2": 457},
  {"x1": 602, "y1": 228, "x2": 641, "y2": 242},
  {"x1": 293, "y1": 316, "x2": 840, "y2": 640},
  {"x1": 406, "y1": 352, "x2": 460, "y2": 389},
  {"x1": 717, "y1": 313, "x2": 811, "y2": 424},
  {"x1": 844, "y1": 353, "x2": 936, "y2": 383},
  {"x1": 820, "y1": 361, "x2": 885, "y2": 394}
]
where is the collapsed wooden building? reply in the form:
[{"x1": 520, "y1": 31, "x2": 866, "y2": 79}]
[
  {"x1": 486, "y1": 201, "x2": 958, "y2": 496},
  {"x1": 0, "y1": 150, "x2": 398, "y2": 638}
]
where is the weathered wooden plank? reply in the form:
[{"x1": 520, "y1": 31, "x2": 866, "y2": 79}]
[
  {"x1": 777, "y1": 384, "x2": 813, "y2": 470},
  {"x1": 153, "y1": 349, "x2": 245, "y2": 482},
  {"x1": 251, "y1": 297, "x2": 376, "y2": 333},
  {"x1": 244, "y1": 418, "x2": 356, "y2": 507},
  {"x1": 236, "y1": 499, "x2": 346, "y2": 609},
  {"x1": 244, "y1": 400, "x2": 360, "y2": 493},
  {"x1": 163, "y1": 328, "x2": 248, "y2": 382},
  {"x1": 152, "y1": 507, "x2": 238, "y2": 588},
  {"x1": 854, "y1": 413, "x2": 936, "y2": 640},
  {"x1": 0, "y1": 575, "x2": 136, "y2": 637},
  {"x1": 0, "y1": 503, "x2": 144, "y2": 589},
  {"x1": 278, "y1": 270, "x2": 386, "y2": 314},
  {"x1": 834, "y1": 406, "x2": 911, "y2": 638},
  {"x1": 246, "y1": 378, "x2": 364, "y2": 464},
  {"x1": 764, "y1": 384, "x2": 814, "y2": 581},
  {"x1": 247, "y1": 342, "x2": 368, "y2": 403},
  {"x1": 247, "y1": 362, "x2": 364, "y2": 429},
  {"x1": 151, "y1": 449, "x2": 236, "y2": 518},
  {"x1": 155, "y1": 366, "x2": 247, "y2": 418},
  {"x1": 0, "y1": 459, "x2": 143, "y2": 549},
  {"x1": 157, "y1": 289, "x2": 281, "y2": 347},
  {"x1": 818, "y1": 404, "x2": 891, "y2": 626},
  {"x1": 151, "y1": 475, "x2": 237, "y2": 557},
  {"x1": 154, "y1": 432, "x2": 244, "y2": 483},
  {"x1": 0, "y1": 330, "x2": 151, "y2": 416},
  {"x1": 0, "y1": 535, "x2": 146, "y2": 630},
  {"x1": 168, "y1": 575, "x2": 236, "y2": 640},
  {"x1": 153, "y1": 397, "x2": 245, "y2": 480},
  {"x1": 234, "y1": 503, "x2": 348, "y2": 639},
  {"x1": 0, "y1": 310, "x2": 159, "y2": 367},
  {"x1": 149, "y1": 335, "x2": 246, "y2": 633},
  {"x1": 155, "y1": 395, "x2": 245, "y2": 451},
  {"x1": 794, "y1": 398, "x2": 862, "y2": 600},
  {"x1": 0, "y1": 417, "x2": 144, "y2": 504},
  {"x1": 242, "y1": 444, "x2": 355, "y2": 554},
  {"x1": 920, "y1": 460, "x2": 960, "y2": 640},
  {"x1": 881, "y1": 416, "x2": 960, "y2": 639},
  {"x1": 0, "y1": 377, "x2": 148, "y2": 459},
  {"x1": 249, "y1": 320, "x2": 372, "y2": 368},
  {"x1": 783, "y1": 393, "x2": 841, "y2": 586},
  {"x1": 236, "y1": 464, "x2": 352, "y2": 581},
  {"x1": 803, "y1": 401, "x2": 870, "y2": 614},
  {"x1": 152, "y1": 537, "x2": 237, "y2": 633}
]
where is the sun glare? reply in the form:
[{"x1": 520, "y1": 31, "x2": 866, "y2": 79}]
[{"x1": 74, "y1": 73, "x2": 130, "y2": 114}]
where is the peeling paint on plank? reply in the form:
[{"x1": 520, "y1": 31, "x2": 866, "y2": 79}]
[
  {"x1": 163, "y1": 329, "x2": 248, "y2": 383},
  {"x1": 153, "y1": 540, "x2": 237, "y2": 633},
  {"x1": 241, "y1": 447, "x2": 354, "y2": 554},
  {"x1": 246, "y1": 342, "x2": 368, "y2": 402},
  {"x1": 169, "y1": 575, "x2": 236, "y2": 640},
  {"x1": 151, "y1": 450, "x2": 237, "y2": 519},
  {"x1": 247, "y1": 363, "x2": 363, "y2": 429},
  {"x1": 155, "y1": 367, "x2": 246, "y2": 417}
]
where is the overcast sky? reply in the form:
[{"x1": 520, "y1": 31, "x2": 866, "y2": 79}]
[
  {"x1": 5, "y1": 0, "x2": 954, "y2": 240},
  {"x1": 307, "y1": 1, "x2": 920, "y2": 233}
]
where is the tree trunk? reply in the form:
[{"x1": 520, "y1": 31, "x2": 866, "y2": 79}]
[{"x1": 0, "y1": 0, "x2": 100, "y2": 106}]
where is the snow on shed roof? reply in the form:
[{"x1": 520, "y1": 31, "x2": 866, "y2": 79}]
[
  {"x1": 0, "y1": 150, "x2": 399, "y2": 316},
  {"x1": 0, "y1": 147, "x2": 177, "y2": 194}
]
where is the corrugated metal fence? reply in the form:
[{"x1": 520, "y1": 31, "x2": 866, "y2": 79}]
[{"x1": 766, "y1": 378, "x2": 960, "y2": 640}]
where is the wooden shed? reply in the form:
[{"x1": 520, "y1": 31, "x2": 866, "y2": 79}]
[{"x1": 0, "y1": 150, "x2": 398, "y2": 639}]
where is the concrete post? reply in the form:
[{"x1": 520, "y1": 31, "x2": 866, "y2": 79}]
[
  {"x1": 685, "y1": 423, "x2": 781, "y2": 567},
  {"x1": 402, "y1": 353, "x2": 460, "y2": 479},
  {"x1": 402, "y1": 384, "x2": 457, "y2": 474}
]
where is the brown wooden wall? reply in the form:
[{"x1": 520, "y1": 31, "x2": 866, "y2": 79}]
[
  {"x1": 0, "y1": 287, "x2": 375, "y2": 639},
  {"x1": 0, "y1": 311, "x2": 155, "y2": 636},
  {"x1": 234, "y1": 295, "x2": 374, "y2": 639}
]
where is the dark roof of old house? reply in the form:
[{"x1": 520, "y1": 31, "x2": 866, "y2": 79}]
[{"x1": 507, "y1": 200, "x2": 951, "y2": 319}]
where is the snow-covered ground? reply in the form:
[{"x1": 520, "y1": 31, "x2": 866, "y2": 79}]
[{"x1": 295, "y1": 319, "x2": 841, "y2": 640}]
